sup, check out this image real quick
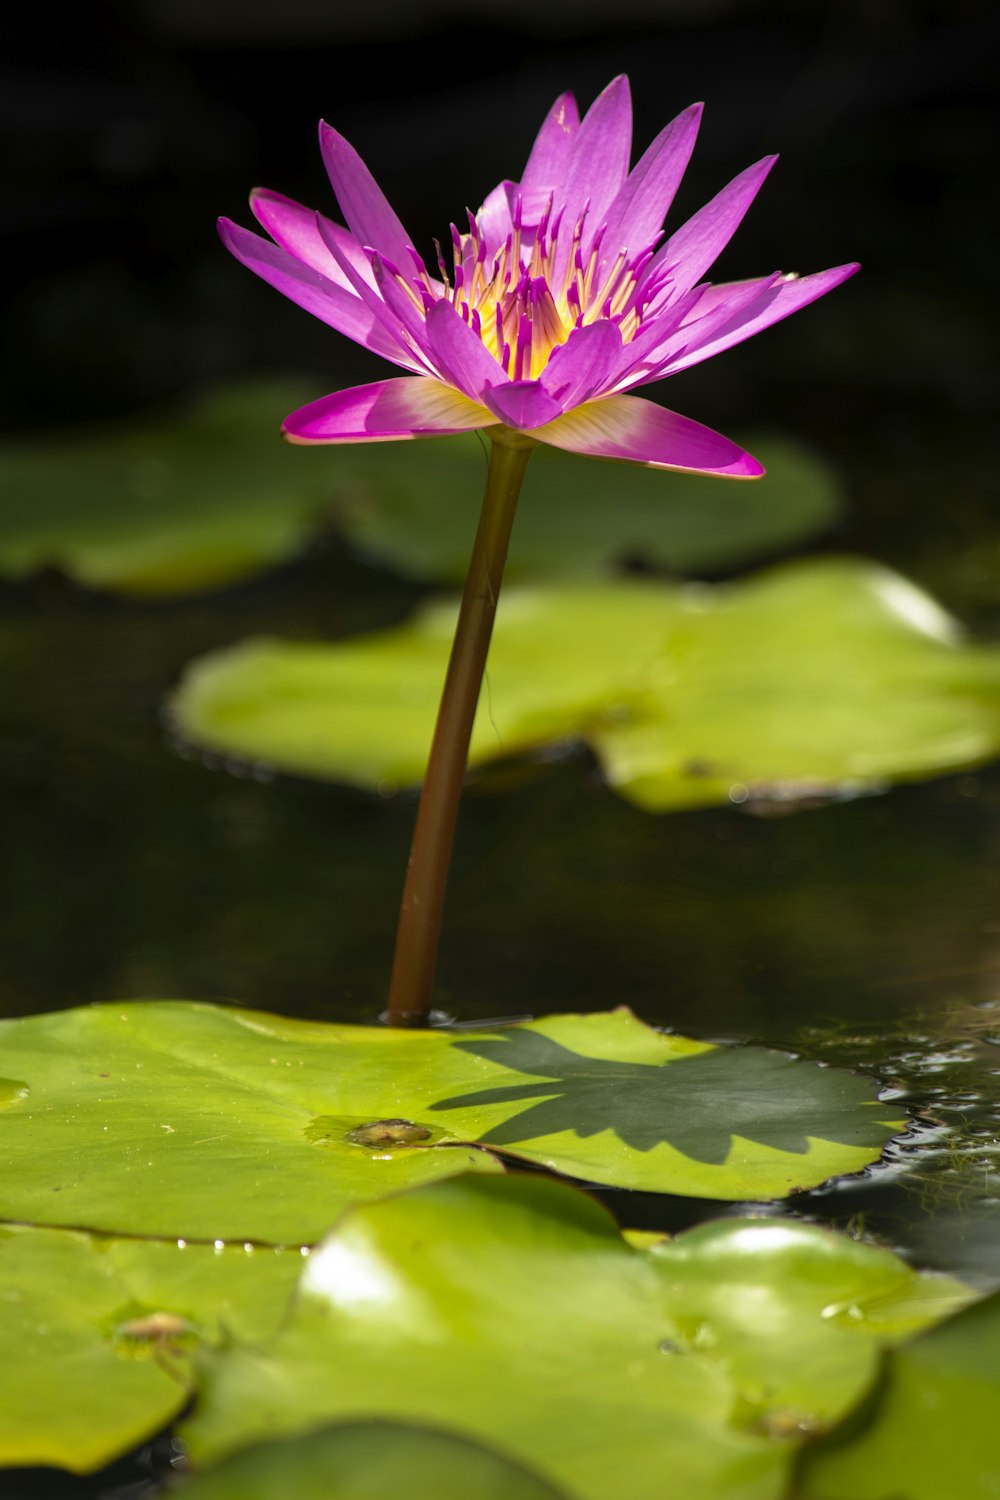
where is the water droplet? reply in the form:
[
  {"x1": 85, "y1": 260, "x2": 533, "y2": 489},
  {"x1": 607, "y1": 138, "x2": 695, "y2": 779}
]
[
  {"x1": 0, "y1": 1078, "x2": 29, "y2": 1110},
  {"x1": 658, "y1": 1338, "x2": 682, "y2": 1355},
  {"x1": 347, "y1": 1118, "x2": 434, "y2": 1147},
  {"x1": 306, "y1": 1113, "x2": 447, "y2": 1150}
]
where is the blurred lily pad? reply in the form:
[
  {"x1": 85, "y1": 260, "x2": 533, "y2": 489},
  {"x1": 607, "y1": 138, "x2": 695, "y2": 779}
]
[
  {"x1": 0, "y1": 1004, "x2": 900, "y2": 1243},
  {"x1": 0, "y1": 382, "x2": 334, "y2": 597},
  {"x1": 170, "y1": 558, "x2": 1000, "y2": 812},
  {"x1": 0, "y1": 1222, "x2": 302, "y2": 1472},
  {"x1": 330, "y1": 430, "x2": 843, "y2": 581},
  {"x1": 798, "y1": 1290, "x2": 1000, "y2": 1500},
  {"x1": 182, "y1": 1174, "x2": 971, "y2": 1500},
  {"x1": 180, "y1": 1422, "x2": 570, "y2": 1500},
  {"x1": 0, "y1": 381, "x2": 841, "y2": 597}
]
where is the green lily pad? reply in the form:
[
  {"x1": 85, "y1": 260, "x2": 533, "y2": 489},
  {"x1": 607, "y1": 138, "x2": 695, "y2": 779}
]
[
  {"x1": 169, "y1": 559, "x2": 1000, "y2": 811},
  {"x1": 0, "y1": 1222, "x2": 302, "y2": 1472},
  {"x1": 330, "y1": 430, "x2": 843, "y2": 582},
  {"x1": 0, "y1": 1004, "x2": 900, "y2": 1242},
  {"x1": 0, "y1": 382, "x2": 336, "y2": 597},
  {"x1": 180, "y1": 1422, "x2": 570, "y2": 1500},
  {"x1": 182, "y1": 1174, "x2": 971, "y2": 1500},
  {"x1": 798, "y1": 1291, "x2": 1000, "y2": 1500}
]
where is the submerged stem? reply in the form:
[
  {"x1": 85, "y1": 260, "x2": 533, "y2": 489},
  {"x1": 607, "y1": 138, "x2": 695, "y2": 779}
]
[{"x1": 385, "y1": 431, "x2": 534, "y2": 1026}]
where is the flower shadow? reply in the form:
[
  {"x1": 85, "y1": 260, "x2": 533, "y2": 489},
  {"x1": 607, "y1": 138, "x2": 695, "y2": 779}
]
[{"x1": 431, "y1": 1030, "x2": 890, "y2": 1165}]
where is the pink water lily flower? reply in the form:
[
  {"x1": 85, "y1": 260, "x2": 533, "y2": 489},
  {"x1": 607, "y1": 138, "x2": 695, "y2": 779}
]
[{"x1": 219, "y1": 76, "x2": 857, "y2": 478}]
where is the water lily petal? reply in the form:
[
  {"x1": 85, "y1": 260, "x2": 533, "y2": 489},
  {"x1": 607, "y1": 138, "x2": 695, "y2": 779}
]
[
  {"x1": 615, "y1": 272, "x2": 785, "y2": 389},
  {"x1": 476, "y1": 180, "x2": 515, "y2": 256},
  {"x1": 598, "y1": 103, "x2": 703, "y2": 269},
  {"x1": 539, "y1": 321, "x2": 624, "y2": 407},
  {"x1": 557, "y1": 76, "x2": 633, "y2": 277},
  {"x1": 217, "y1": 219, "x2": 420, "y2": 370},
  {"x1": 661, "y1": 263, "x2": 861, "y2": 376},
  {"x1": 532, "y1": 393, "x2": 764, "y2": 476},
  {"x1": 483, "y1": 381, "x2": 565, "y2": 430},
  {"x1": 249, "y1": 189, "x2": 373, "y2": 290},
  {"x1": 318, "y1": 120, "x2": 422, "y2": 278},
  {"x1": 521, "y1": 90, "x2": 580, "y2": 194},
  {"x1": 643, "y1": 155, "x2": 779, "y2": 303},
  {"x1": 423, "y1": 298, "x2": 507, "y2": 400},
  {"x1": 282, "y1": 379, "x2": 495, "y2": 444}
]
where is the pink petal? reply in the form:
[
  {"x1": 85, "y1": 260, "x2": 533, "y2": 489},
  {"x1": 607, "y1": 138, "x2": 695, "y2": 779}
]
[
  {"x1": 532, "y1": 393, "x2": 764, "y2": 477},
  {"x1": 597, "y1": 103, "x2": 703, "y2": 266},
  {"x1": 556, "y1": 77, "x2": 633, "y2": 280},
  {"x1": 660, "y1": 263, "x2": 861, "y2": 377},
  {"x1": 483, "y1": 381, "x2": 565, "y2": 430},
  {"x1": 217, "y1": 218, "x2": 421, "y2": 371},
  {"x1": 642, "y1": 156, "x2": 778, "y2": 303},
  {"x1": 423, "y1": 298, "x2": 507, "y2": 401},
  {"x1": 539, "y1": 321, "x2": 623, "y2": 407},
  {"x1": 520, "y1": 90, "x2": 581, "y2": 195},
  {"x1": 282, "y1": 378, "x2": 495, "y2": 444},
  {"x1": 311, "y1": 226, "x2": 436, "y2": 376},
  {"x1": 477, "y1": 180, "x2": 515, "y2": 256},
  {"x1": 367, "y1": 253, "x2": 442, "y2": 369},
  {"x1": 616, "y1": 272, "x2": 785, "y2": 389},
  {"x1": 318, "y1": 121, "x2": 421, "y2": 277},
  {"x1": 250, "y1": 188, "x2": 371, "y2": 290}
]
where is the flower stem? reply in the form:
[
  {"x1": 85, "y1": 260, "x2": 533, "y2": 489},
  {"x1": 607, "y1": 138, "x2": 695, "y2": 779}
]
[{"x1": 385, "y1": 431, "x2": 534, "y2": 1026}]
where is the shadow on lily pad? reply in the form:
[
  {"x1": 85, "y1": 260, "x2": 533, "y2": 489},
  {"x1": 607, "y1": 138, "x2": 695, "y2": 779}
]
[{"x1": 432, "y1": 1029, "x2": 889, "y2": 1165}]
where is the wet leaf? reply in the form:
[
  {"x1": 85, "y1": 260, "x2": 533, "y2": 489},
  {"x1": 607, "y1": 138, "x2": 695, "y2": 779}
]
[
  {"x1": 170, "y1": 559, "x2": 1000, "y2": 812},
  {"x1": 797, "y1": 1290, "x2": 1000, "y2": 1500},
  {"x1": 0, "y1": 1002, "x2": 500, "y2": 1244},
  {"x1": 182, "y1": 1175, "x2": 971, "y2": 1500},
  {"x1": 0, "y1": 1222, "x2": 301, "y2": 1472},
  {"x1": 0, "y1": 382, "x2": 337, "y2": 597},
  {"x1": 0, "y1": 1005, "x2": 900, "y2": 1242},
  {"x1": 331, "y1": 430, "x2": 843, "y2": 581},
  {"x1": 180, "y1": 1421, "x2": 570, "y2": 1500}
]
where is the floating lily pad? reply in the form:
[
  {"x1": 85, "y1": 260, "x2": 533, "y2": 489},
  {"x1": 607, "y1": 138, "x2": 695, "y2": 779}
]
[
  {"x1": 0, "y1": 382, "x2": 334, "y2": 597},
  {"x1": 0, "y1": 1004, "x2": 900, "y2": 1243},
  {"x1": 331, "y1": 430, "x2": 843, "y2": 582},
  {"x1": 170, "y1": 559, "x2": 1000, "y2": 811},
  {"x1": 180, "y1": 1422, "x2": 570, "y2": 1500},
  {"x1": 0, "y1": 382, "x2": 840, "y2": 598},
  {"x1": 182, "y1": 1174, "x2": 971, "y2": 1500},
  {"x1": 0, "y1": 1222, "x2": 302, "y2": 1472},
  {"x1": 798, "y1": 1291, "x2": 1000, "y2": 1500}
]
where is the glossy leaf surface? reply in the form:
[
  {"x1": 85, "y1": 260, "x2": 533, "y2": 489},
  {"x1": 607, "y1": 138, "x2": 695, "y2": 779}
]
[
  {"x1": 170, "y1": 560, "x2": 1000, "y2": 811},
  {"x1": 0, "y1": 1223, "x2": 301, "y2": 1472},
  {"x1": 798, "y1": 1291, "x2": 1000, "y2": 1500},
  {"x1": 0, "y1": 1003, "x2": 900, "y2": 1243},
  {"x1": 180, "y1": 1422, "x2": 570, "y2": 1500},
  {"x1": 183, "y1": 1175, "x2": 970, "y2": 1500}
]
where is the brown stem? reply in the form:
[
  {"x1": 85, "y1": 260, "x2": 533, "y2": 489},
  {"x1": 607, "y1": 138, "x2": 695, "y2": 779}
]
[{"x1": 385, "y1": 430, "x2": 534, "y2": 1026}]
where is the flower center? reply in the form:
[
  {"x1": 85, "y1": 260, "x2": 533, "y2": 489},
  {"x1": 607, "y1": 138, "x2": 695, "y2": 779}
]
[{"x1": 402, "y1": 195, "x2": 657, "y2": 381}]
